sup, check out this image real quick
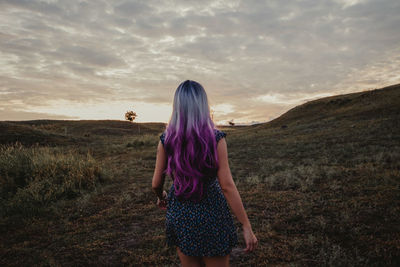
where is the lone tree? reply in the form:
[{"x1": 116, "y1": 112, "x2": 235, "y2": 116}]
[
  {"x1": 228, "y1": 119, "x2": 235, "y2": 126},
  {"x1": 125, "y1": 110, "x2": 137, "y2": 122},
  {"x1": 125, "y1": 110, "x2": 140, "y2": 134}
]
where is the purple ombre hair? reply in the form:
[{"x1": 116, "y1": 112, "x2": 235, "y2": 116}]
[{"x1": 163, "y1": 80, "x2": 219, "y2": 202}]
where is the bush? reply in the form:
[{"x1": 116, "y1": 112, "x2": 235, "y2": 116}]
[{"x1": 0, "y1": 142, "x2": 108, "y2": 216}]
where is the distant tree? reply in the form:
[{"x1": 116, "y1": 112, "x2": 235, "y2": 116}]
[
  {"x1": 228, "y1": 119, "x2": 235, "y2": 126},
  {"x1": 125, "y1": 110, "x2": 137, "y2": 122},
  {"x1": 125, "y1": 109, "x2": 140, "y2": 134}
]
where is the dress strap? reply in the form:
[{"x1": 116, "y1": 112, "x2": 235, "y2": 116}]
[{"x1": 214, "y1": 129, "x2": 227, "y2": 143}]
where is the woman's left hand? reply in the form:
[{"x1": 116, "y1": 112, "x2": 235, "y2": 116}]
[{"x1": 157, "y1": 190, "x2": 168, "y2": 210}]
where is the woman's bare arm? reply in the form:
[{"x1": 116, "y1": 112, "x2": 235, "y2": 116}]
[
  {"x1": 217, "y1": 138, "x2": 251, "y2": 228},
  {"x1": 217, "y1": 137, "x2": 258, "y2": 252},
  {"x1": 152, "y1": 141, "x2": 167, "y2": 199}
]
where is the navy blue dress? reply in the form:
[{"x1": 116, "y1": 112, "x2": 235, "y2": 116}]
[{"x1": 160, "y1": 129, "x2": 238, "y2": 257}]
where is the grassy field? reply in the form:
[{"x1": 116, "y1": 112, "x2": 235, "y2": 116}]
[{"x1": 1, "y1": 84, "x2": 399, "y2": 266}]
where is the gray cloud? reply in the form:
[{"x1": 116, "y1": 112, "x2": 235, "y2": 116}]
[
  {"x1": 114, "y1": 1, "x2": 153, "y2": 17},
  {"x1": 1, "y1": 0, "x2": 399, "y2": 123},
  {"x1": 0, "y1": 109, "x2": 78, "y2": 121}
]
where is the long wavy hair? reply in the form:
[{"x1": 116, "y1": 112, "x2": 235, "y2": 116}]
[{"x1": 163, "y1": 80, "x2": 219, "y2": 202}]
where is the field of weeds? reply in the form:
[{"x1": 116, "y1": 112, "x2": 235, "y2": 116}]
[{"x1": 1, "y1": 85, "x2": 399, "y2": 266}]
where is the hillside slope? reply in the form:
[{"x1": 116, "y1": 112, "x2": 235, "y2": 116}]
[
  {"x1": 0, "y1": 121, "x2": 81, "y2": 146},
  {"x1": 0, "y1": 120, "x2": 166, "y2": 146},
  {"x1": 257, "y1": 83, "x2": 400, "y2": 129},
  {"x1": 221, "y1": 83, "x2": 400, "y2": 265},
  {"x1": 10, "y1": 120, "x2": 166, "y2": 136},
  {"x1": 0, "y1": 84, "x2": 399, "y2": 266}
]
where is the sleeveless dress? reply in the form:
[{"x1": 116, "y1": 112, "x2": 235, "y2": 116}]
[{"x1": 160, "y1": 129, "x2": 238, "y2": 257}]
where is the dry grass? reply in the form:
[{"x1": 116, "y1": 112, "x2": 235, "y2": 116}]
[
  {"x1": 0, "y1": 142, "x2": 109, "y2": 218},
  {"x1": 0, "y1": 84, "x2": 399, "y2": 266}
]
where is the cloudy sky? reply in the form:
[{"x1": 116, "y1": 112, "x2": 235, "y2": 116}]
[{"x1": 1, "y1": 0, "x2": 399, "y2": 124}]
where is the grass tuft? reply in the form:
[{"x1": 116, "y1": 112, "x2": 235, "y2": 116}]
[{"x1": 0, "y1": 142, "x2": 109, "y2": 217}]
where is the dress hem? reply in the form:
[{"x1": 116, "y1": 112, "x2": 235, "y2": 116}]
[
  {"x1": 166, "y1": 238, "x2": 239, "y2": 257},
  {"x1": 168, "y1": 243, "x2": 237, "y2": 257}
]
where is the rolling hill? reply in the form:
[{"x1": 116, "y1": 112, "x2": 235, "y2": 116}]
[
  {"x1": 253, "y1": 83, "x2": 399, "y2": 131},
  {"x1": 2, "y1": 83, "x2": 398, "y2": 146},
  {"x1": 0, "y1": 120, "x2": 166, "y2": 146},
  {"x1": 0, "y1": 83, "x2": 399, "y2": 266}
]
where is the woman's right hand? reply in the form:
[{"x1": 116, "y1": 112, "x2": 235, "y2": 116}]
[{"x1": 242, "y1": 224, "x2": 258, "y2": 253}]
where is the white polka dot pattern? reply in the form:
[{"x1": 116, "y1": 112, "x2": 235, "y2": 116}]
[{"x1": 160, "y1": 129, "x2": 238, "y2": 257}]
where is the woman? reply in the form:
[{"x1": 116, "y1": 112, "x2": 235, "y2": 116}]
[{"x1": 152, "y1": 80, "x2": 257, "y2": 267}]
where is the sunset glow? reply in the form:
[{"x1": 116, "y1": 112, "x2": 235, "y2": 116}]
[{"x1": 1, "y1": 0, "x2": 399, "y2": 124}]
